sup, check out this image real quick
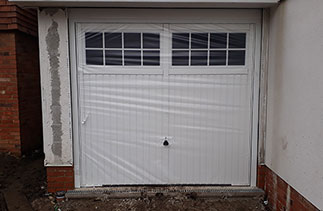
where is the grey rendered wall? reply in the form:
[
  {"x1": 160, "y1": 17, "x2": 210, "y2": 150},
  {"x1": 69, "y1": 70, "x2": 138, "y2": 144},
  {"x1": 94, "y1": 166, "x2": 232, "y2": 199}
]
[{"x1": 265, "y1": 0, "x2": 323, "y2": 209}]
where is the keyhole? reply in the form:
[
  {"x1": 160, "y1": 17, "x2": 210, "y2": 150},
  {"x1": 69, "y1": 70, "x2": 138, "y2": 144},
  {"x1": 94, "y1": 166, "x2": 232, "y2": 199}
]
[{"x1": 163, "y1": 140, "x2": 169, "y2": 146}]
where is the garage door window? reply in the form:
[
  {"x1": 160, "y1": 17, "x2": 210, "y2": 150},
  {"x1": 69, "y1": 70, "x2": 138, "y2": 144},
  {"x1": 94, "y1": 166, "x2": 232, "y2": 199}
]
[
  {"x1": 172, "y1": 32, "x2": 246, "y2": 66},
  {"x1": 85, "y1": 32, "x2": 160, "y2": 66},
  {"x1": 80, "y1": 25, "x2": 250, "y2": 75}
]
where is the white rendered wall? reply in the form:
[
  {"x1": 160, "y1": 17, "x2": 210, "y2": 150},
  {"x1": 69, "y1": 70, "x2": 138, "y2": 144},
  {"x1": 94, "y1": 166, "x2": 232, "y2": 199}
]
[
  {"x1": 265, "y1": 0, "x2": 323, "y2": 209},
  {"x1": 38, "y1": 8, "x2": 73, "y2": 166}
]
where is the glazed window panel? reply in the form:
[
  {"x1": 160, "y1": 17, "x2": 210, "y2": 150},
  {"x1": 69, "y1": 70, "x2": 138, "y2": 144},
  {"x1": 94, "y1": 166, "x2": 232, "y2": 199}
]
[
  {"x1": 229, "y1": 33, "x2": 246, "y2": 48},
  {"x1": 209, "y1": 50, "x2": 226, "y2": 66},
  {"x1": 191, "y1": 50, "x2": 208, "y2": 66},
  {"x1": 85, "y1": 32, "x2": 161, "y2": 66},
  {"x1": 105, "y1": 33, "x2": 122, "y2": 48},
  {"x1": 124, "y1": 33, "x2": 141, "y2": 48},
  {"x1": 191, "y1": 33, "x2": 208, "y2": 49},
  {"x1": 84, "y1": 31, "x2": 246, "y2": 67},
  {"x1": 85, "y1": 32, "x2": 103, "y2": 48},
  {"x1": 124, "y1": 50, "x2": 141, "y2": 66},
  {"x1": 143, "y1": 33, "x2": 160, "y2": 49},
  {"x1": 143, "y1": 51, "x2": 160, "y2": 66},
  {"x1": 171, "y1": 32, "x2": 247, "y2": 67},
  {"x1": 172, "y1": 33, "x2": 189, "y2": 49},
  {"x1": 172, "y1": 50, "x2": 189, "y2": 66},
  {"x1": 86, "y1": 50, "x2": 103, "y2": 65},
  {"x1": 210, "y1": 33, "x2": 227, "y2": 49},
  {"x1": 105, "y1": 50, "x2": 122, "y2": 65},
  {"x1": 228, "y1": 50, "x2": 245, "y2": 65}
]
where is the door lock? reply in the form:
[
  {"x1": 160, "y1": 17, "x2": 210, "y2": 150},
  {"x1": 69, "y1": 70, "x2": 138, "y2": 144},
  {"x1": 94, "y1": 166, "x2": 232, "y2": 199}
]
[
  {"x1": 162, "y1": 136, "x2": 172, "y2": 147},
  {"x1": 163, "y1": 140, "x2": 169, "y2": 146}
]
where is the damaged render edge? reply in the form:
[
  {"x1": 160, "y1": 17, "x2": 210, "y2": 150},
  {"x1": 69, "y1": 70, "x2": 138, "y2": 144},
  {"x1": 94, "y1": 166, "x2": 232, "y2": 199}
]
[
  {"x1": 46, "y1": 14, "x2": 62, "y2": 158},
  {"x1": 38, "y1": 8, "x2": 73, "y2": 166}
]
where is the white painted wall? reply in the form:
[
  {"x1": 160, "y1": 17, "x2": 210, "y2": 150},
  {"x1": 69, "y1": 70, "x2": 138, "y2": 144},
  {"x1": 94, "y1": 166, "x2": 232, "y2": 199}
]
[
  {"x1": 38, "y1": 8, "x2": 73, "y2": 166},
  {"x1": 265, "y1": 0, "x2": 323, "y2": 209}
]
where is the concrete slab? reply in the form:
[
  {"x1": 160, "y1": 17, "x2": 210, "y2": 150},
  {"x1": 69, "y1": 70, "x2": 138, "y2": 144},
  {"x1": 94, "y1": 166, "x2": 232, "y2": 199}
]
[{"x1": 65, "y1": 186, "x2": 264, "y2": 200}]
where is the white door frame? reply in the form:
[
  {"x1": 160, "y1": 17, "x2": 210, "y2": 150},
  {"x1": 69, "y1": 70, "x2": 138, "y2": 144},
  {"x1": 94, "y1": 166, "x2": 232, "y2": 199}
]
[{"x1": 69, "y1": 8, "x2": 262, "y2": 188}]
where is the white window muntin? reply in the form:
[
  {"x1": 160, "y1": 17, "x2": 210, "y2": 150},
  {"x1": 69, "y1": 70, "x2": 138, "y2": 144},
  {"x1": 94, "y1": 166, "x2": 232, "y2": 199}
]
[
  {"x1": 168, "y1": 24, "x2": 252, "y2": 75},
  {"x1": 78, "y1": 24, "x2": 165, "y2": 75},
  {"x1": 78, "y1": 23, "x2": 253, "y2": 75}
]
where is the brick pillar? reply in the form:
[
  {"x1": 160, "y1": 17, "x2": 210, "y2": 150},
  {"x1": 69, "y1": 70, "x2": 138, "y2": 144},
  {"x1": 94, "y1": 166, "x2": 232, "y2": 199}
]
[
  {"x1": 15, "y1": 31, "x2": 42, "y2": 154},
  {"x1": 0, "y1": 30, "x2": 42, "y2": 156},
  {"x1": 47, "y1": 166, "x2": 75, "y2": 193},
  {"x1": 0, "y1": 32, "x2": 21, "y2": 156}
]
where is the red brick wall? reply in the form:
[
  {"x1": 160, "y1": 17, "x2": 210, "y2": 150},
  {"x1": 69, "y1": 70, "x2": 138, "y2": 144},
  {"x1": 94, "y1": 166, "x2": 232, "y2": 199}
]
[
  {"x1": 47, "y1": 167, "x2": 75, "y2": 193},
  {"x1": 0, "y1": 0, "x2": 40, "y2": 156},
  {"x1": 257, "y1": 165, "x2": 265, "y2": 189},
  {"x1": 0, "y1": 31, "x2": 21, "y2": 155},
  {"x1": 15, "y1": 31, "x2": 42, "y2": 154},
  {"x1": 258, "y1": 165, "x2": 319, "y2": 211},
  {"x1": 0, "y1": 30, "x2": 41, "y2": 156},
  {"x1": 0, "y1": 0, "x2": 37, "y2": 36}
]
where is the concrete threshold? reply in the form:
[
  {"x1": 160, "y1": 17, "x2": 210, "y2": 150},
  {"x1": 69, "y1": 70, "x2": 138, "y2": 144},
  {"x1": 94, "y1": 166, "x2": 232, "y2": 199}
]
[{"x1": 65, "y1": 186, "x2": 264, "y2": 200}]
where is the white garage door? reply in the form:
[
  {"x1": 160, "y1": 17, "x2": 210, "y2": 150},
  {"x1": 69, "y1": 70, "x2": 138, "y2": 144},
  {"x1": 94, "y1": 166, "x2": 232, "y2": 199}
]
[{"x1": 74, "y1": 18, "x2": 259, "y2": 187}]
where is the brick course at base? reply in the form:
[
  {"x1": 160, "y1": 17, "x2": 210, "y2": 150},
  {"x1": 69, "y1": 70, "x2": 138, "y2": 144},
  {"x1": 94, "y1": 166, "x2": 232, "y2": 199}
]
[
  {"x1": 47, "y1": 166, "x2": 75, "y2": 193},
  {"x1": 257, "y1": 165, "x2": 319, "y2": 211},
  {"x1": 45, "y1": 164, "x2": 322, "y2": 209}
]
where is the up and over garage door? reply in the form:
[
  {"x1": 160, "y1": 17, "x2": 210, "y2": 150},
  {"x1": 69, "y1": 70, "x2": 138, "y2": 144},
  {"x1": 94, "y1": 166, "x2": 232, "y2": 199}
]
[{"x1": 70, "y1": 9, "x2": 261, "y2": 187}]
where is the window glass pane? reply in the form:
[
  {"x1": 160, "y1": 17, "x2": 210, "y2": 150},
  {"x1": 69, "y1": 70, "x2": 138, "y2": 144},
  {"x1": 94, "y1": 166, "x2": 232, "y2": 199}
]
[
  {"x1": 124, "y1": 33, "x2": 141, "y2": 48},
  {"x1": 191, "y1": 33, "x2": 208, "y2": 49},
  {"x1": 143, "y1": 33, "x2": 160, "y2": 49},
  {"x1": 105, "y1": 33, "x2": 122, "y2": 48},
  {"x1": 210, "y1": 50, "x2": 226, "y2": 66},
  {"x1": 85, "y1": 32, "x2": 103, "y2": 48},
  {"x1": 86, "y1": 50, "x2": 103, "y2": 65},
  {"x1": 210, "y1": 33, "x2": 227, "y2": 49},
  {"x1": 172, "y1": 33, "x2": 189, "y2": 49},
  {"x1": 191, "y1": 50, "x2": 207, "y2": 66},
  {"x1": 105, "y1": 50, "x2": 122, "y2": 65},
  {"x1": 228, "y1": 50, "x2": 245, "y2": 65},
  {"x1": 124, "y1": 50, "x2": 141, "y2": 66},
  {"x1": 229, "y1": 33, "x2": 246, "y2": 48},
  {"x1": 172, "y1": 50, "x2": 189, "y2": 66},
  {"x1": 143, "y1": 51, "x2": 160, "y2": 66}
]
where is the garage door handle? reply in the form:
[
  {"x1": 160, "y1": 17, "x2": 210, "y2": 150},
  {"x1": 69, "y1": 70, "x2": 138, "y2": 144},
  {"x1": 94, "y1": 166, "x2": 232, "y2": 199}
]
[
  {"x1": 81, "y1": 112, "x2": 90, "y2": 125},
  {"x1": 163, "y1": 140, "x2": 169, "y2": 146}
]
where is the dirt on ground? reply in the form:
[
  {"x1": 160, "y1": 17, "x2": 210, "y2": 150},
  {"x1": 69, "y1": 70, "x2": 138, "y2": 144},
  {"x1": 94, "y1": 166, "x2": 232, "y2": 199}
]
[
  {"x1": 31, "y1": 196, "x2": 266, "y2": 211},
  {"x1": 0, "y1": 151, "x2": 46, "y2": 211},
  {"x1": 0, "y1": 152, "x2": 266, "y2": 211}
]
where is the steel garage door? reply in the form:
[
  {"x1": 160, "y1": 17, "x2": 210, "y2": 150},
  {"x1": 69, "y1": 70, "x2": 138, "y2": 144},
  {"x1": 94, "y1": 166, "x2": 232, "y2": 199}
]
[{"x1": 76, "y1": 23, "x2": 255, "y2": 187}]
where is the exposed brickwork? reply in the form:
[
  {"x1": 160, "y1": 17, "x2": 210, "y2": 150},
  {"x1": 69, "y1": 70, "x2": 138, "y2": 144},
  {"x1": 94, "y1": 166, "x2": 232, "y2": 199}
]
[
  {"x1": 0, "y1": 0, "x2": 37, "y2": 36},
  {"x1": 0, "y1": 31, "x2": 20, "y2": 155},
  {"x1": 47, "y1": 167, "x2": 75, "y2": 193},
  {"x1": 15, "y1": 31, "x2": 42, "y2": 154},
  {"x1": 257, "y1": 165, "x2": 266, "y2": 190},
  {"x1": 0, "y1": 0, "x2": 41, "y2": 156},
  {"x1": 257, "y1": 165, "x2": 320, "y2": 211}
]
